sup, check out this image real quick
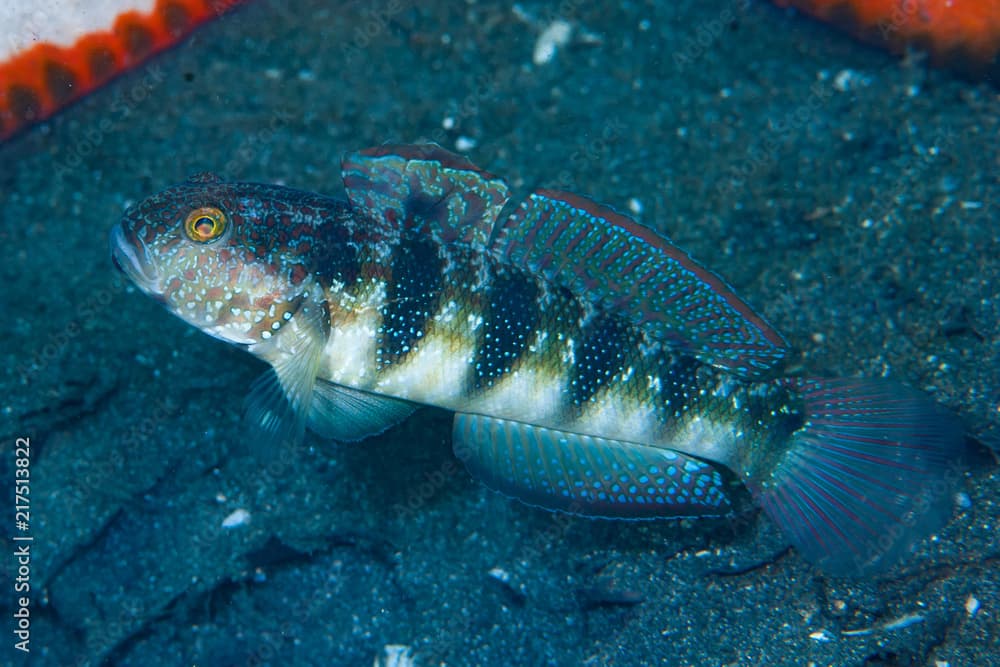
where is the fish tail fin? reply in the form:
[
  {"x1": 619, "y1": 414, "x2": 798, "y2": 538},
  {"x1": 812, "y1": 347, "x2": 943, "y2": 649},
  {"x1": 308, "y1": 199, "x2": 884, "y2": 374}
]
[{"x1": 746, "y1": 377, "x2": 965, "y2": 576}]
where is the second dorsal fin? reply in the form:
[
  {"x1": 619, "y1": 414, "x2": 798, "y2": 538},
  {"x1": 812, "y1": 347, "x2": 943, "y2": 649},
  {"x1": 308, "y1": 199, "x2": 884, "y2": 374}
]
[{"x1": 490, "y1": 190, "x2": 789, "y2": 378}]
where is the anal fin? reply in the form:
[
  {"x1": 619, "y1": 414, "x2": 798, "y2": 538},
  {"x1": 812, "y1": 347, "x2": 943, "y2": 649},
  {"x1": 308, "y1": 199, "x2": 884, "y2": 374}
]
[{"x1": 453, "y1": 414, "x2": 731, "y2": 519}]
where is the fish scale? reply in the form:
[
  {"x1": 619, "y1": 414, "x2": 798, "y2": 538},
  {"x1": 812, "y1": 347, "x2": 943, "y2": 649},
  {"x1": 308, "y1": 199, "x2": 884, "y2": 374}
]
[
  {"x1": 328, "y1": 237, "x2": 755, "y2": 459},
  {"x1": 111, "y1": 143, "x2": 965, "y2": 576}
]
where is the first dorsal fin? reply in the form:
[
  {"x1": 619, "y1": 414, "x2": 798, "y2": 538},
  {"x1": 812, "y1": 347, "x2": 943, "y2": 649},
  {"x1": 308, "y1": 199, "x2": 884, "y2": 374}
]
[
  {"x1": 341, "y1": 144, "x2": 789, "y2": 379},
  {"x1": 341, "y1": 143, "x2": 509, "y2": 247}
]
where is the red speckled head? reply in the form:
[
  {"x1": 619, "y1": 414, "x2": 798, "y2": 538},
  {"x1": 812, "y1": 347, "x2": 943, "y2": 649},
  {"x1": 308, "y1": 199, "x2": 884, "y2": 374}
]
[{"x1": 111, "y1": 173, "x2": 350, "y2": 345}]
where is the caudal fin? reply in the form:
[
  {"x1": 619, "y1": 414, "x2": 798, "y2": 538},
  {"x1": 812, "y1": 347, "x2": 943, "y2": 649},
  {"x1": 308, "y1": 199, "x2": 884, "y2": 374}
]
[{"x1": 748, "y1": 377, "x2": 965, "y2": 576}]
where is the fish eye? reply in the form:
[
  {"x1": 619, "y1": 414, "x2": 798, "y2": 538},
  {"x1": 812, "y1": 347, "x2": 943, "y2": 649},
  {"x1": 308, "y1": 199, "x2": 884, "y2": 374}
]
[{"x1": 184, "y1": 206, "x2": 228, "y2": 243}]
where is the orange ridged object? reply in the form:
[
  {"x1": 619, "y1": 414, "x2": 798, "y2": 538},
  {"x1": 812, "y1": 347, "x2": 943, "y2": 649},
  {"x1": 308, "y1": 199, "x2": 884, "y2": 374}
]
[
  {"x1": 0, "y1": 0, "x2": 245, "y2": 142},
  {"x1": 774, "y1": 0, "x2": 1000, "y2": 79}
]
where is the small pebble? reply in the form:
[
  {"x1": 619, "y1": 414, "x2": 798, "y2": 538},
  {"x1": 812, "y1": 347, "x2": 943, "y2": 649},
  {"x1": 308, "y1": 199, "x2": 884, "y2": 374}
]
[
  {"x1": 375, "y1": 644, "x2": 415, "y2": 667},
  {"x1": 488, "y1": 566, "x2": 511, "y2": 584},
  {"x1": 533, "y1": 19, "x2": 572, "y2": 65},
  {"x1": 221, "y1": 508, "x2": 251, "y2": 529},
  {"x1": 965, "y1": 595, "x2": 980, "y2": 617},
  {"x1": 955, "y1": 492, "x2": 971, "y2": 509}
]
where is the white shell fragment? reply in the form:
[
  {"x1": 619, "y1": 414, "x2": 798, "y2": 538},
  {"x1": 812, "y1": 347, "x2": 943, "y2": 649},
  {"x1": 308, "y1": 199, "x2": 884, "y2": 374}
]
[
  {"x1": 533, "y1": 20, "x2": 572, "y2": 65},
  {"x1": 965, "y1": 595, "x2": 980, "y2": 617},
  {"x1": 488, "y1": 566, "x2": 511, "y2": 583},
  {"x1": 374, "y1": 644, "x2": 415, "y2": 667},
  {"x1": 454, "y1": 136, "x2": 477, "y2": 152},
  {"x1": 841, "y1": 612, "x2": 925, "y2": 637},
  {"x1": 221, "y1": 508, "x2": 251, "y2": 529}
]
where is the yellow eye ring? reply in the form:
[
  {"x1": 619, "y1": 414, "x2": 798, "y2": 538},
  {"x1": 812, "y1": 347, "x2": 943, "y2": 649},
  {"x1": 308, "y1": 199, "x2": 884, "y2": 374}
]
[{"x1": 184, "y1": 206, "x2": 228, "y2": 243}]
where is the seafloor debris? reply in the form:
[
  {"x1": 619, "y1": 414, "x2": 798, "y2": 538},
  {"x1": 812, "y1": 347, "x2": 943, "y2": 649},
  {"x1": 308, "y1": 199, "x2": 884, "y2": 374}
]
[
  {"x1": 374, "y1": 644, "x2": 416, "y2": 667},
  {"x1": 0, "y1": 1, "x2": 245, "y2": 141},
  {"x1": 772, "y1": 0, "x2": 1000, "y2": 81}
]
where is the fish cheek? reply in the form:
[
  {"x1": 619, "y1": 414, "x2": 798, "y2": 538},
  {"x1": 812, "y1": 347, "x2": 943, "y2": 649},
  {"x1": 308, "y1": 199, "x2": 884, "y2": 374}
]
[{"x1": 210, "y1": 292, "x2": 259, "y2": 340}]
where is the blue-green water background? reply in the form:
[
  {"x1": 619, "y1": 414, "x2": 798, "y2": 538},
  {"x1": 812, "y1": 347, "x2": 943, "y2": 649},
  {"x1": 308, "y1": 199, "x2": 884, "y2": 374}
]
[{"x1": 1, "y1": 1, "x2": 998, "y2": 664}]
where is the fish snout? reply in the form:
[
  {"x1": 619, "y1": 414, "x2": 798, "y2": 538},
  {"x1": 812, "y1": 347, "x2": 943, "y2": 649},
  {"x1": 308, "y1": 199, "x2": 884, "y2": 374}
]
[{"x1": 110, "y1": 224, "x2": 161, "y2": 294}]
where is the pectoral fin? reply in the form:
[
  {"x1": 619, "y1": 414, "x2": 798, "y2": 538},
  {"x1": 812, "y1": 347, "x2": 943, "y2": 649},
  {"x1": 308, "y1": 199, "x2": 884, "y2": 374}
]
[
  {"x1": 453, "y1": 413, "x2": 731, "y2": 518},
  {"x1": 308, "y1": 380, "x2": 417, "y2": 441},
  {"x1": 243, "y1": 299, "x2": 328, "y2": 450},
  {"x1": 244, "y1": 352, "x2": 320, "y2": 450}
]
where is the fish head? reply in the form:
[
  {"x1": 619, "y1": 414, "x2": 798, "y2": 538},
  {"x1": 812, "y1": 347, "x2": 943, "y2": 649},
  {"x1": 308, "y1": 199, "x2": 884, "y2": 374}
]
[{"x1": 110, "y1": 174, "x2": 326, "y2": 346}]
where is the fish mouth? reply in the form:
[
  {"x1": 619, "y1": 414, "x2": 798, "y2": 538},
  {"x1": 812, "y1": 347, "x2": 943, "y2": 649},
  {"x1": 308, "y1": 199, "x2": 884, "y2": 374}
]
[{"x1": 110, "y1": 224, "x2": 161, "y2": 294}]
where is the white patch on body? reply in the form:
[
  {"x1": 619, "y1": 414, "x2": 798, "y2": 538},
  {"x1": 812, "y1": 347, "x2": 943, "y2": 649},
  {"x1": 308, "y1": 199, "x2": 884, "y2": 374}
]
[
  {"x1": 375, "y1": 335, "x2": 475, "y2": 404},
  {"x1": 668, "y1": 415, "x2": 737, "y2": 467},
  {"x1": 467, "y1": 369, "x2": 566, "y2": 424},
  {"x1": 573, "y1": 399, "x2": 659, "y2": 446},
  {"x1": 320, "y1": 282, "x2": 385, "y2": 386},
  {"x1": 560, "y1": 336, "x2": 575, "y2": 364},
  {"x1": 434, "y1": 300, "x2": 459, "y2": 325},
  {"x1": 528, "y1": 329, "x2": 548, "y2": 353}
]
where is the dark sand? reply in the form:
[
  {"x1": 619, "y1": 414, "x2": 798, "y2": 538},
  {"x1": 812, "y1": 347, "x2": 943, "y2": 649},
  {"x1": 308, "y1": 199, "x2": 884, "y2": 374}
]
[{"x1": 1, "y1": 1, "x2": 997, "y2": 665}]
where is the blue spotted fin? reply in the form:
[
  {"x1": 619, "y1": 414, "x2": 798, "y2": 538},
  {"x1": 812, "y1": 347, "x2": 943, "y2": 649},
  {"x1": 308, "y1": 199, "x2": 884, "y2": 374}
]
[
  {"x1": 342, "y1": 144, "x2": 788, "y2": 379},
  {"x1": 749, "y1": 377, "x2": 964, "y2": 576},
  {"x1": 453, "y1": 414, "x2": 731, "y2": 518}
]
